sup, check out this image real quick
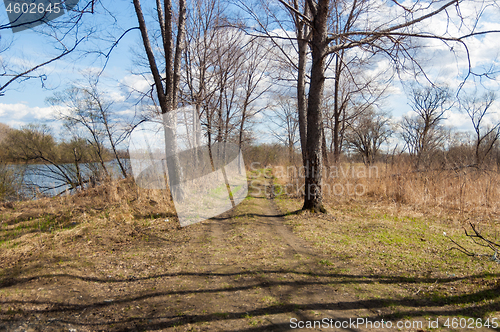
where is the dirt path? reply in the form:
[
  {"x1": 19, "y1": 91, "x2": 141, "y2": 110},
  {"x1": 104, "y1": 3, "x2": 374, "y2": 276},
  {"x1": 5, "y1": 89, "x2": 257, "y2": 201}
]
[{"x1": 1, "y1": 177, "x2": 421, "y2": 331}]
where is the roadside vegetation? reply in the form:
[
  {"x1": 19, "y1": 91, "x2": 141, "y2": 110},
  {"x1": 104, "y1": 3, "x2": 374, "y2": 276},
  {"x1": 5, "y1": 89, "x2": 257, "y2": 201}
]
[
  {"x1": 276, "y1": 193, "x2": 500, "y2": 321},
  {"x1": 0, "y1": 165, "x2": 498, "y2": 330},
  {"x1": 267, "y1": 155, "x2": 500, "y2": 322},
  {"x1": 1, "y1": 0, "x2": 499, "y2": 329}
]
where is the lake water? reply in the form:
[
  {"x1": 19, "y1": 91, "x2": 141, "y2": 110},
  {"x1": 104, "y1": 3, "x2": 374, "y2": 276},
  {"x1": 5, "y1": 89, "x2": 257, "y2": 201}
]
[{"x1": 10, "y1": 159, "x2": 130, "y2": 198}]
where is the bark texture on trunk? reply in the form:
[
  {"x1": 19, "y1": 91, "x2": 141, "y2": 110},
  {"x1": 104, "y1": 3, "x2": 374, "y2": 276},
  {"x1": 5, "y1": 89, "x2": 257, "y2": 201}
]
[
  {"x1": 302, "y1": 0, "x2": 329, "y2": 213},
  {"x1": 133, "y1": 0, "x2": 187, "y2": 202},
  {"x1": 163, "y1": 112, "x2": 184, "y2": 201},
  {"x1": 322, "y1": 124, "x2": 329, "y2": 167}
]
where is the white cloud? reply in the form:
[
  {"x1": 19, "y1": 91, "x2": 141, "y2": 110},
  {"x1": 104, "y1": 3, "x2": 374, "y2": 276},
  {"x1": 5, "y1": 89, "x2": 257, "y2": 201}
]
[
  {"x1": 0, "y1": 102, "x2": 55, "y2": 128},
  {"x1": 443, "y1": 110, "x2": 471, "y2": 131},
  {"x1": 105, "y1": 89, "x2": 126, "y2": 103},
  {"x1": 120, "y1": 74, "x2": 152, "y2": 94}
]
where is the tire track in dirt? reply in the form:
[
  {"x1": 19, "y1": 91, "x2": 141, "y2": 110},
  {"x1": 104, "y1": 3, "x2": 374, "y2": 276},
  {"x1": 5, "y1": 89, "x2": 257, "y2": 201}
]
[
  {"x1": 227, "y1": 180, "x2": 376, "y2": 331},
  {"x1": 162, "y1": 177, "x2": 383, "y2": 331},
  {"x1": 0, "y1": 177, "x2": 401, "y2": 332}
]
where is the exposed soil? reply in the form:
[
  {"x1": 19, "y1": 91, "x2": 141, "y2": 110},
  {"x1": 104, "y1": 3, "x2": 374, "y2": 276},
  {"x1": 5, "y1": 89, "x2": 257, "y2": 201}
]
[{"x1": 0, "y1": 174, "x2": 498, "y2": 331}]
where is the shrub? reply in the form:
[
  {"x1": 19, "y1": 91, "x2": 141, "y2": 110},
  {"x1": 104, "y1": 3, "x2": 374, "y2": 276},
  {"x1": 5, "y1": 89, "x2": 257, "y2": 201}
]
[{"x1": 0, "y1": 163, "x2": 22, "y2": 201}]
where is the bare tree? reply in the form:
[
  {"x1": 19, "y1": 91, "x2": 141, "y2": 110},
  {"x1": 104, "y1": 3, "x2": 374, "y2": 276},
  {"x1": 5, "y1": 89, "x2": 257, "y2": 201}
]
[
  {"x1": 190, "y1": 25, "x2": 246, "y2": 178},
  {"x1": 237, "y1": 39, "x2": 271, "y2": 154},
  {"x1": 182, "y1": 0, "x2": 221, "y2": 163},
  {"x1": 345, "y1": 108, "x2": 393, "y2": 165},
  {"x1": 212, "y1": 28, "x2": 245, "y2": 145},
  {"x1": 133, "y1": 0, "x2": 187, "y2": 201},
  {"x1": 182, "y1": 2, "x2": 271, "y2": 180},
  {"x1": 241, "y1": 0, "x2": 500, "y2": 212},
  {"x1": 323, "y1": 52, "x2": 391, "y2": 163},
  {"x1": 292, "y1": 0, "x2": 310, "y2": 167},
  {"x1": 184, "y1": 11, "x2": 268, "y2": 147},
  {"x1": 239, "y1": 0, "x2": 310, "y2": 165},
  {"x1": 269, "y1": 96, "x2": 300, "y2": 163},
  {"x1": 401, "y1": 85, "x2": 451, "y2": 168},
  {"x1": 461, "y1": 92, "x2": 500, "y2": 167},
  {"x1": 49, "y1": 85, "x2": 109, "y2": 178},
  {"x1": 48, "y1": 80, "x2": 133, "y2": 179}
]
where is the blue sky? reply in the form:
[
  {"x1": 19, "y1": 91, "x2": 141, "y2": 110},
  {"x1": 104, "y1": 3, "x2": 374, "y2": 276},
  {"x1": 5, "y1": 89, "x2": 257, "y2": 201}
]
[
  {"x1": 0, "y1": 0, "x2": 140, "y2": 130},
  {"x1": 1, "y1": 0, "x2": 500, "y2": 145},
  {"x1": 0, "y1": 0, "x2": 230, "y2": 138}
]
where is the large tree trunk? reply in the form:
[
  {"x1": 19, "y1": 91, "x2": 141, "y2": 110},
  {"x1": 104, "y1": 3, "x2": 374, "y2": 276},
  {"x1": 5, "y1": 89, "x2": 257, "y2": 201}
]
[
  {"x1": 133, "y1": 0, "x2": 186, "y2": 201},
  {"x1": 302, "y1": 0, "x2": 329, "y2": 213}
]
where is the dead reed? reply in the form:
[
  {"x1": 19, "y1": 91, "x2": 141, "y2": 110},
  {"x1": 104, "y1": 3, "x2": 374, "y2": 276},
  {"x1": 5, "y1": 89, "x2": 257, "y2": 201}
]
[{"x1": 271, "y1": 161, "x2": 500, "y2": 217}]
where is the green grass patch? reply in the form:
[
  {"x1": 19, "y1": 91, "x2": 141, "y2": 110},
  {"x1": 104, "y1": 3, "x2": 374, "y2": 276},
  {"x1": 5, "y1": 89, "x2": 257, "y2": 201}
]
[{"x1": 273, "y1": 194, "x2": 500, "y2": 320}]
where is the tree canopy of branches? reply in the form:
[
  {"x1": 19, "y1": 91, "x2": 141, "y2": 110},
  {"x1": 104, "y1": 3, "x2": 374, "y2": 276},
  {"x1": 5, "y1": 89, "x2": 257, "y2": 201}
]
[
  {"x1": 345, "y1": 108, "x2": 393, "y2": 165},
  {"x1": 48, "y1": 80, "x2": 133, "y2": 179},
  {"x1": 238, "y1": 0, "x2": 500, "y2": 212},
  {"x1": 132, "y1": 0, "x2": 273, "y2": 205},
  {"x1": 132, "y1": 0, "x2": 187, "y2": 201},
  {"x1": 268, "y1": 96, "x2": 300, "y2": 163},
  {"x1": 460, "y1": 92, "x2": 500, "y2": 167},
  {"x1": 0, "y1": 0, "x2": 98, "y2": 96},
  {"x1": 401, "y1": 85, "x2": 451, "y2": 168}
]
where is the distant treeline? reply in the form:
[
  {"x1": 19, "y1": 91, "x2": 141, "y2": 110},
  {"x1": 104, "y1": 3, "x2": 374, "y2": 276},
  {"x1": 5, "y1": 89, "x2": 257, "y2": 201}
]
[
  {"x1": 0, "y1": 123, "x2": 131, "y2": 201},
  {"x1": 0, "y1": 123, "x2": 128, "y2": 165},
  {"x1": 244, "y1": 141, "x2": 500, "y2": 173}
]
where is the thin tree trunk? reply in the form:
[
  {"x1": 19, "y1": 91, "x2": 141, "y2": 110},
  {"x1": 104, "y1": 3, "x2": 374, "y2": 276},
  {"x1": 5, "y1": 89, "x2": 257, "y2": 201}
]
[
  {"x1": 333, "y1": 52, "x2": 341, "y2": 163},
  {"x1": 238, "y1": 102, "x2": 247, "y2": 171},
  {"x1": 72, "y1": 148, "x2": 83, "y2": 188},
  {"x1": 322, "y1": 124, "x2": 329, "y2": 167},
  {"x1": 296, "y1": 1, "x2": 309, "y2": 167},
  {"x1": 102, "y1": 115, "x2": 127, "y2": 178}
]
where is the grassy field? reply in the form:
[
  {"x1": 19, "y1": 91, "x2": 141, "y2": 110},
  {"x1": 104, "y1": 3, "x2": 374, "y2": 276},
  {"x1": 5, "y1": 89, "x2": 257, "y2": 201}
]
[
  {"x1": 0, "y1": 167, "x2": 498, "y2": 330},
  {"x1": 270, "y1": 164, "x2": 500, "y2": 323}
]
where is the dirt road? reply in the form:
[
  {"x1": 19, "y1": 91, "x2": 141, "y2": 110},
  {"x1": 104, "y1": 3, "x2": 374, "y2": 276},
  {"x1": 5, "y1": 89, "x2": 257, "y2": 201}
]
[{"x1": 1, "y1": 177, "x2": 417, "y2": 331}]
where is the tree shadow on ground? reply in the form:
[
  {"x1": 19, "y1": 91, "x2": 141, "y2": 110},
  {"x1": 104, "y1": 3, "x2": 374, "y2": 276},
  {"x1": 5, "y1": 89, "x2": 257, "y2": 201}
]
[{"x1": 1, "y1": 268, "x2": 498, "y2": 331}]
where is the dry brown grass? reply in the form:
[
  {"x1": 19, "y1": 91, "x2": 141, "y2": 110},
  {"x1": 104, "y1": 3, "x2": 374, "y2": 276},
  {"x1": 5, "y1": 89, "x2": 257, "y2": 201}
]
[
  {"x1": 0, "y1": 165, "x2": 498, "y2": 329},
  {"x1": 270, "y1": 164, "x2": 500, "y2": 321},
  {"x1": 358, "y1": 162, "x2": 500, "y2": 216},
  {"x1": 269, "y1": 161, "x2": 500, "y2": 219},
  {"x1": 0, "y1": 178, "x2": 178, "y2": 270},
  {"x1": 2, "y1": 177, "x2": 175, "y2": 220}
]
